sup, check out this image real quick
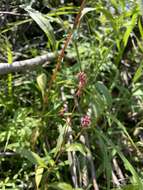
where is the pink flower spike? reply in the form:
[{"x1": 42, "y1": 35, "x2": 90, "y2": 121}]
[
  {"x1": 81, "y1": 115, "x2": 91, "y2": 128},
  {"x1": 77, "y1": 72, "x2": 87, "y2": 87}
]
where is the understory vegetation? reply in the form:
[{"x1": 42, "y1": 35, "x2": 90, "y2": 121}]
[{"x1": 0, "y1": 0, "x2": 143, "y2": 189}]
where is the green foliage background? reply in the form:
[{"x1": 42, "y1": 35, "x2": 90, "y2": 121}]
[{"x1": 0, "y1": 0, "x2": 143, "y2": 189}]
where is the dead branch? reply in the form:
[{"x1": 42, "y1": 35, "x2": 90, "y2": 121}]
[
  {"x1": 0, "y1": 53, "x2": 58, "y2": 75},
  {"x1": 0, "y1": 52, "x2": 75, "y2": 75}
]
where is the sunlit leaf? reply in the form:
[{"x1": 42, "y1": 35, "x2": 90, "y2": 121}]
[
  {"x1": 35, "y1": 167, "x2": 44, "y2": 189},
  {"x1": 80, "y1": 7, "x2": 95, "y2": 20},
  {"x1": 48, "y1": 182, "x2": 73, "y2": 190},
  {"x1": 123, "y1": 13, "x2": 138, "y2": 47},
  {"x1": 133, "y1": 64, "x2": 143, "y2": 83},
  {"x1": 24, "y1": 6, "x2": 56, "y2": 49},
  {"x1": 138, "y1": 17, "x2": 143, "y2": 39},
  {"x1": 37, "y1": 73, "x2": 47, "y2": 98},
  {"x1": 66, "y1": 142, "x2": 90, "y2": 156}
]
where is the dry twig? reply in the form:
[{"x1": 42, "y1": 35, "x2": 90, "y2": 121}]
[{"x1": 0, "y1": 52, "x2": 74, "y2": 75}]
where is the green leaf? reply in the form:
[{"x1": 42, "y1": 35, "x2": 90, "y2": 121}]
[
  {"x1": 133, "y1": 63, "x2": 143, "y2": 83},
  {"x1": 80, "y1": 7, "x2": 95, "y2": 20},
  {"x1": 96, "y1": 7, "x2": 116, "y2": 31},
  {"x1": 95, "y1": 129, "x2": 143, "y2": 190},
  {"x1": 92, "y1": 98, "x2": 103, "y2": 118},
  {"x1": 110, "y1": 0, "x2": 118, "y2": 10},
  {"x1": 6, "y1": 39, "x2": 13, "y2": 96},
  {"x1": 112, "y1": 184, "x2": 142, "y2": 190},
  {"x1": 48, "y1": 182, "x2": 73, "y2": 190},
  {"x1": 24, "y1": 7, "x2": 56, "y2": 49},
  {"x1": 138, "y1": 17, "x2": 143, "y2": 39},
  {"x1": 123, "y1": 13, "x2": 138, "y2": 47},
  {"x1": 95, "y1": 81, "x2": 112, "y2": 107},
  {"x1": 54, "y1": 124, "x2": 67, "y2": 157},
  {"x1": 16, "y1": 148, "x2": 47, "y2": 168},
  {"x1": 109, "y1": 115, "x2": 139, "y2": 152},
  {"x1": 37, "y1": 73, "x2": 47, "y2": 98},
  {"x1": 66, "y1": 142, "x2": 90, "y2": 156},
  {"x1": 35, "y1": 167, "x2": 44, "y2": 189}
]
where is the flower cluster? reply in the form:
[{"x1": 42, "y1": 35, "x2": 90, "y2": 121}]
[
  {"x1": 77, "y1": 72, "x2": 87, "y2": 86},
  {"x1": 76, "y1": 72, "x2": 87, "y2": 96},
  {"x1": 81, "y1": 115, "x2": 91, "y2": 128}
]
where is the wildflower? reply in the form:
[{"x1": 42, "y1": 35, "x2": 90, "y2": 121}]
[
  {"x1": 81, "y1": 115, "x2": 91, "y2": 128},
  {"x1": 76, "y1": 72, "x2": 87, "y2": 96},
  {"x1": 77, "y1": 72, "x2": 87, "y2": 87}
]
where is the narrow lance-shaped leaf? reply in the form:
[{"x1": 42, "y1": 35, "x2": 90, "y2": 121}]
[
  {"x1": 35, "y1": 166, "x2": 44, "y2": 190},
  {"x1": 54, "y1": 124, "x2": 67, "y2": 157},
  {"x1": 123, "y1": 13, "x2": 138, "y2": 47},
  {"x1": 94, "y1": 129, "x2": 143, "y2": 189},
  {"x1": 24, "y1": 6, "x2": 56, "y2": 50},
  {"x1": 138, "y1": 17, "x2": 143, "y2": 39},
  {"x1": 95, "y1": 81, "x2": 112, "y2": 108},
  {"x1": 133, "y1": 63, "x2": 143, "y2": 83},
  {"x1": 37, "y1": 73, "x2": 47, "y2": 99},
  {"x1": 6, "y1": 40, "x2": 13, "y2": 96}
]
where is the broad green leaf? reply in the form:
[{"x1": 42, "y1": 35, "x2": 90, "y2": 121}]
[
  {"x1": 24, "y1": 7, "x2": 56, "y2": 49},
  {"x1": 48, "y1": 182, "x2": 73, "y2": 190},
  {"x1": 16, "y1": 148, "x2": 47, "y2": 168},
  {"x1": 35, "y1": 167, "x2": 44, "y2": 189}
]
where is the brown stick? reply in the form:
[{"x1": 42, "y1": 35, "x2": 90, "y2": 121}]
[{"x1": 47, "y1": 0, "x2": 86, "y2": 92}]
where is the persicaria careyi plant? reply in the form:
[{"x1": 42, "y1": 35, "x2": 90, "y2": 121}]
[
  {"x1": 81, "y1": 115, "x2": 91, "y2": 128},
  {"x1": 76, "y1": 71, "x2": 87, "y2": 96}
]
